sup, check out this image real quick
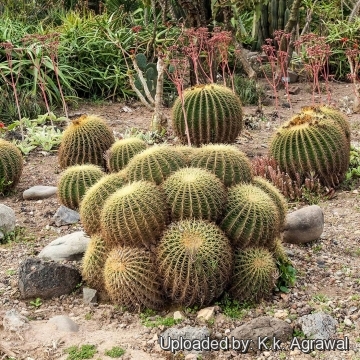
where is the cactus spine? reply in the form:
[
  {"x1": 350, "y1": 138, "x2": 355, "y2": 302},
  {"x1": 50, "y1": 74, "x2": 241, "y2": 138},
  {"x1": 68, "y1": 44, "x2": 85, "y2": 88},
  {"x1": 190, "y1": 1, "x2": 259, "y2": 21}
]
[{"x1": 172, "y1": 84, "x2": 243, "y2": 146}]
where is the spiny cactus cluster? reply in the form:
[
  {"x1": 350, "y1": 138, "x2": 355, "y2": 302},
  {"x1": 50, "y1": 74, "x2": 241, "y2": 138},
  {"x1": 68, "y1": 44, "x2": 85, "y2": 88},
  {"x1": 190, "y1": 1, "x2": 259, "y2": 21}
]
[
  {"x1": 0, "y1": 139, "x2": 23, "y2": 193},
  {"x1": 269, "y1": 106, "x2": 350, "y2": 188},
  {"x1": 172, "y1": 84, "x2": 243, "y2": 146},
  {"x1": 58, "y1": 114, "x2": 115, "y2": 169}
]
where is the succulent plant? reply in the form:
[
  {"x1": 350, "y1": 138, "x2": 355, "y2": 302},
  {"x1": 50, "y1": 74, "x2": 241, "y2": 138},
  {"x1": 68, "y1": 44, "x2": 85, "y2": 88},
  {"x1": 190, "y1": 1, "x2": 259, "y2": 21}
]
[
  {"x1": 190, "y1": 144, "x2": 253, "y2": 187},
  {"x1": 157, "y1": 219, "x2": 233, "y2": 307},
  {"x1": 57, "y1": 164, "x2": 104, "y2": 210},
  {"x1": 172, "y1": 84, "x2": 243, "y2": 146},
  {"x1": 58, "y1": 114, "x2": 115, "y2": 169},
  {"x1": 0, "y1": 139, "x2": 23, "y2": 193},
  {"x1": 106, "y1": 138, "x2": 147, "y2": 172},
  {"x1": 81, "y1": 234, "x2": 109, "y2": 290},
  {"x1": 104, "y1": 246, "x2": 163, "y2": 311},
  {"x1": 269, "y1": 106, "x2": 351, "y2": 188},
  {"x1": 271, "y1": 237, "x2": 290, "y2": 264},
  {"x1": 134, "y1": 53, "x2": 158, "y2": 99},
  {"x1": 79, "y1": 171, "x2": 128, "y2": 236},
  {"x1": 220, "y1": 184, "x2": 280, "y2": 249},
  {"x1": 163, "y1": 167, "x2": 226, "y2": 221},
  {"x1": 126, "y1": 145, "x2": 186, "y2": 185},
  {"x1": 100, "y1": 181, "x2": 167, "y2": 248},
  {"x1": 230, "y1": 247, "x2": 278, "y2": 302},
  {"x1": 253, "y1": 176, "x2": 287, "y2": 229}
]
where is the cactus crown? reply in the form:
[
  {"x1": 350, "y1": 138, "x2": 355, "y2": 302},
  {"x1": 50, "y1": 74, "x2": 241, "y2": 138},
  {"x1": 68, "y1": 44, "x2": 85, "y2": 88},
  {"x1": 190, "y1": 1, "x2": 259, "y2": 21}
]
[
  {"x1": 163, "y1": 167, "x2": 226, "y2": 222},
  {"x1": 58, "y1": 114, "x2": 115, "y2": 169},
  {"x1": 190, "y1": 144, "x2": 253, "y2": 187},
  {"x1": 157, "y1": 219, "x2": 233, "y2": 307},
  {"x1": 172, "y1": 84, "x2": 243, "y2": 146},
  {"x1": 57, "y1": 164, "x2": 104, "y2": 210},
  {"x1": 0, "y1": 139, "x2": 23, "y2": 193}
]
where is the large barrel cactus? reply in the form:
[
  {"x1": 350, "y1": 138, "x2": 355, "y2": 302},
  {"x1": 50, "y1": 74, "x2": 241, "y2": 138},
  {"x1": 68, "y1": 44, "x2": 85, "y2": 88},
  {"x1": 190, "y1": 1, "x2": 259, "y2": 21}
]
[
  {"x1": 172, "y1": 84, "x2": 243, "y2": 146},
  {"x1": 100, "y1": 181, "x2": 167, "y2": 248},
  {"x1": 269, "y1": 106, "x2": 351, "y2": 188},
  {"x1": 157, "y1": 220, "x2": 233, "y2": 307},
  {"x1": 58, "y1": 115, "x2": 115, "y2": 169},
  {"x1": 190, "y1": 144, "x2": 253, "y2": 187},
  {"x1": 104, "y1": 246, "x2": 163, "y2": 311},
  {"x1": 163, "y1": 167, "x2": 226, "y2": 222},
  {"x1": 0, "y1": 139, "x2": 23, "y2": 193}
]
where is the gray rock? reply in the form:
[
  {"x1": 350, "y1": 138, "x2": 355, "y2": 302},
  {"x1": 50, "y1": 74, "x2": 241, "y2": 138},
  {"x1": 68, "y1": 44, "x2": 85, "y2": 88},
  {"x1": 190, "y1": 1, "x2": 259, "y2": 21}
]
[
  {"x1": 298, "y1": 312, "x2": 337, "y2": 340},
  {"x1": 287, "y1": 70, "x2": 299, "y2": 83},
  {"x1": 23, "y1": 186, "x2": 57, "y2": 200},
  {"x1": 159, "y1": 326, "x2": 210, "y2": 353},
  {"x1": 83, "y1": 287, "x2": 97, "y2": 304},
  {"x1": 53, "y1": 205, "x2": 80, "y2": 227},
  {"x1": 282, "y1": 205, "x2": 324, "y2": 244},
  {"x1": 0, "y1": 204, "x2": 16, "y2": 240},
  {"x1": 48, "y1": 315, "x2": 79, "y2": 332},
  {"x1": 18, "y1": 258, "x2": 81, "y2": 299},
  {"x1": 3, "y1": 309, "x2": 30, "y2": 332},
  {"x1": 230, "y1": 316, "x2": 292, "y2": 352},
  {"x1": 38, "y1": 231, "x2": 90, "y2": 262}
]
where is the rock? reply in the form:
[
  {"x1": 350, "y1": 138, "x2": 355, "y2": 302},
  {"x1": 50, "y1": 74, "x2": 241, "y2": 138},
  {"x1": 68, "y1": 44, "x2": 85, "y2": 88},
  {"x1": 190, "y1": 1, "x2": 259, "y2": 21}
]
[
  {"x1": 159, "y1": 326, "x2": 210, "y2": 354},
  {"x1": 288, "y1": 86, "x2": 300, "y2": 95},
  {"x1": 23, "y1": 186, "x2": 57, "y2": 200},
  {"x1": 282, "y1": 205, "x2": 324, "y2": 244},
  {"x1": 53, "y1": 205, "x2": 80, "y2": 227},
  {"x1": 287, "y1": 70, "x2": 299, "y2": 83},
  {"x1": 185, "y1": 355, "x2": 197, "y2": 360},
  {"x1": 197, "y1": 307, "x2": 215, "y2": 321},
  {"x1": 230, "y1": 316, "x2": 292, "y2": 352},
  {"x1": 344, "y1": 318, "x2": 352, "y2": 327},
  {"x1": 274, "y1": 310, "x2": 288, "y2": 320},
  {"x1": 3, "y1": 309, "x2": 30, "y2": 332},
  {"x1": 38, "y1": 231, "x2": 90, "y2": 262},
  {"x1": 83, "y1": 287, "x2": 97, "y2": 304},
  {"x1": 18, "y1": 258, "x2": 81, "y2": 299},
  {"x1": 174, "y1": 311, "x2": 185, "y2": 321},
  {"x1": 0, "y1": 204, "x2": 16, "y2": 240},
  {"x1": 298, "y1": 312, "x2": 337, "y2": 340},
  {"x1": 48, "y1": 315, "x2": 79, "y2": 332}
]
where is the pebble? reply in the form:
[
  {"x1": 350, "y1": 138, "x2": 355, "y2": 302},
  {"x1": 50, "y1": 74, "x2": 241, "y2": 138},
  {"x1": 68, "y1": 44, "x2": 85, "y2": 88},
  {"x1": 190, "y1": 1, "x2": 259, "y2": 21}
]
[{"x1": 344, "y1": 318, "x2": 352, "y2": 327}]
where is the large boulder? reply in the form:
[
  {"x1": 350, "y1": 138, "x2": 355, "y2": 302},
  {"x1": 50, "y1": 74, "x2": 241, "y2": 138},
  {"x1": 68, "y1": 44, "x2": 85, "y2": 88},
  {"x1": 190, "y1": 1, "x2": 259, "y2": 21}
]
[{"x1": 282, "y1": 205, "x2": 324, "y2": 244}]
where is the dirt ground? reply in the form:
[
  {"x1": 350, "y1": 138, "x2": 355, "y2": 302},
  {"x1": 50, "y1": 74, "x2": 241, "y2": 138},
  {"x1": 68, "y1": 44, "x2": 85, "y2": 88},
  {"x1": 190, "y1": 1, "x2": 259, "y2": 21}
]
[{"x1": 1, "y1": 80, "x2": 360, "y2": 360}]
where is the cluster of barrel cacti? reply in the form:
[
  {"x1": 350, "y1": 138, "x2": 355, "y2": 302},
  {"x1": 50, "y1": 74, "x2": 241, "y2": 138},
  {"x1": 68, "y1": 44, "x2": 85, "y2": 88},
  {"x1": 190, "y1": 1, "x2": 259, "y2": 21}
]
[{"x1": 60, "y1": 128, "x2": 289, "y2": 309}]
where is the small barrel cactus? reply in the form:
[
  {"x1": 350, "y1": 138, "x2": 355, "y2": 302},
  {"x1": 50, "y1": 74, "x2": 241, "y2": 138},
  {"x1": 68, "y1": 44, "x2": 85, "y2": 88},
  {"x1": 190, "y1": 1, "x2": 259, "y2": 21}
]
[
  {"x1": 79, "y1": 171, "x2": 128, "y2": 236},
  {"x1": 269, "y1": 106, "x2": 351, "y2": 188},
  {"x1": 157, "y1": 220, "x2": 233, "y2": 307},
  {"x1": 58, "y1": 164, "x2": 104, "y2": 210},
  {"x1": 81, "y1": 234, "x2": 109, "y2": 290},
  {"x1": 126, "y1": 145, "x2": 186, "y2": 185},
  {"x1": 163, "y1": 167, "x2": 226, "y2": 221},
  {"x1": 0, "y1": 139, "x2": 23, "y2": 193},
  {"x1": 58, "y1": 114, "x2": 115, "y2": 169},
  {"x1": 104, "y1": 246, "x2": 163, "y2": 311},
  {"x1": 253, "y1": 176, "x2": 287, "y2": 229},
  {"x1": 221, "y1": 184, "x2": 280, "y2": 249},
  {"x1": 172, "y1": 84, "x2": 243, "y2": 146},
  {"x1": 106, "y1": 138, "x2": 147, "y2": 172},
  {"x1": 190, "y1": 144, "x2": 253, "y2": 187},
  {"x1": 100, "y1": 181, "x2": 167, "y2": 248},
  {"x1": 230, "y1": 247, "x2": 278, "y2": 302}
]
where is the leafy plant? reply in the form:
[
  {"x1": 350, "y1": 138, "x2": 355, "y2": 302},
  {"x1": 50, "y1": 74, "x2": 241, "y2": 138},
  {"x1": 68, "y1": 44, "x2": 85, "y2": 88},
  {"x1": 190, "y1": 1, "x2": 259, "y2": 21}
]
[
  {"x1": 233, "y1": 75, "x2": 265, "y2": 106},
  {"x1": 65, "y1": 344, "x2": 97, "y2": 360},
  {"x1": 30, "y1": 297, "x2": 42, "y2": 308},
  {"x1": 139, "y1": 312, "x2": 182, "y2": 328},
  {"x1": 215, "y1": 293, "x2": 251, "y2": 319},
  {"x1": 275, "y1": 261, "x2": 296, "y2": 293},
  {"x1": 104, "y1": 346, "x2": 125, "y2": 358}
]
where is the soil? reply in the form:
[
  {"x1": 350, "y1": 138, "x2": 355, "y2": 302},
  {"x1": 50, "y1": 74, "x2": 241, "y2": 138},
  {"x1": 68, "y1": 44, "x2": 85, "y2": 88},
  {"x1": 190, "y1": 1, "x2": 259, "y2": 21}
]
[{"x1": 1, "y1": 80, "x2": 360, "y2": 360}]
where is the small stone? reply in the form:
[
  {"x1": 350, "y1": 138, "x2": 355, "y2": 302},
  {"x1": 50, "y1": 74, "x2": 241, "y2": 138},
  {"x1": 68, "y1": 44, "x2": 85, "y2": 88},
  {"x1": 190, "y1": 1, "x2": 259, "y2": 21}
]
[
  {"x1": 224, "y1": 329, "x2": 231, "y2": 335},
  {"x1": 274, "y1": 310, "x2": 288, "y2": 319},
  {"x1": 174, "y1": 311, "x2": 185, "y2": 321},
  {"x1": 344, "y1": 318, "x2": 352, "y2": 327},
  {"x1": 23, "y1": 186, "x2": 57, "y2": 200},
  {"x1": 288, "y1": 86, "x2": 300, "y2": 95},
  {"x1": 263, "y1": 351, "x2": 271, "y2": 357},
  {"x1": 53, "y1": 205, "x2": 80, "y2": 227},
  {"x1": 197, "y1": 307, "x2": 215, "y2": 321},
  {"x1": 0, "y1": 204, "x2": 16, "y2": 240},
  {"x1": 185, "y1": 355, "x2": 197, "y2": 360},
  {"x1": 83, "y1": 287, "x2": 97, "y2": 304},
  {"x1": 48, "y1": 315, "x2": 79, "y2": 332},
  {"x1": 298, "y1": 312, "x2": 337, "y2": 340}
]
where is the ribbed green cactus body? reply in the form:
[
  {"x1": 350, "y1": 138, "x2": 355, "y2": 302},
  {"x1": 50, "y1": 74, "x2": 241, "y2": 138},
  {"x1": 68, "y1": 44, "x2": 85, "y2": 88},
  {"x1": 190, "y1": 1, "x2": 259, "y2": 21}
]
[
  {"x1": 253, "y1": 176, "x2": 287, "y2": 229},
  {"x1": 58, "y1": 164, "x2": 104, "y2": 210},
  {"x1": 104, "y1": 246, "x2": 163, "y2": 311},
  {"x1": 126, "y1": 145, "x2": 186, "y2": 185},
  {"x1": 269, "y1": 106, "x2": 350, "y2": 188},
  {"x1": 81, "y1": 234, "x2": 109, "y2": 289},
  {"x1": 172, "y1": 84, "x2": 243, "y2": 146},
  {"x1": 0, "y1": 139, "x2": 23, "y2": 192},
  {"x1": 58, "y1": 115, "x2": 115, "y2": 169},
  {"x1": 157, "y1": 220, "x2": 233, "y2": 307},
  {"x1": 100, "y1": 181, "x2": 167, "y2": 248},
  {"x1": 221, "y1": 184, "x2": 279, "y2": 249},
  {"x1": 230, "y1": 247, "x2": 277, "y2": 302},
  {"x1": 106, "y1": 138, "x2": 147, "y2": 172},
  {"x1": 79, "y1": 171, "x2": 128, "y2": 236},
  {"x1": 190, "y1": 144, "x2": 253, "y2": 187},
  {"x1": 174, "y1": 146, "x2": 198, "y2": 165},
  {"x1": 163, "y1": 167, "x2": 226, "y2": 221}
]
